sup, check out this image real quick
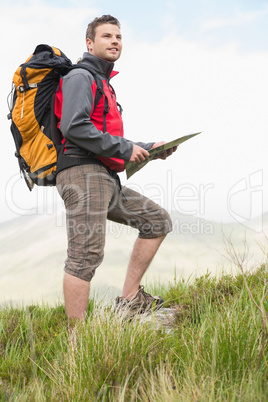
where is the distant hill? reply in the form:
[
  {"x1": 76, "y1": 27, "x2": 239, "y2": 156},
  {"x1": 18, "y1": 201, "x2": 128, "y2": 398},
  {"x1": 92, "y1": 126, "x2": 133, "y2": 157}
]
[{"x1": 1, "y1": 211, "x2": 268, "y2": 306}]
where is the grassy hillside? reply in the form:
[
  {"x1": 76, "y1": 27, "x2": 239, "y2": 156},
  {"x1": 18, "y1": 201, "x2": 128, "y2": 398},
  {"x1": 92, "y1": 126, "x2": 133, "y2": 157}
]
[
  {"x1": 1, "y1": 212, "x2": 268, "y2": 306},
  {"x1": 0, "y1": 264, "x2": 267, "y2": 401}
]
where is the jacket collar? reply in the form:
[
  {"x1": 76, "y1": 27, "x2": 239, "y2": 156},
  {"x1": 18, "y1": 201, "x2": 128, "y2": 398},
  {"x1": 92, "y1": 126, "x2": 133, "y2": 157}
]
[{"x1": 81, "y1": 52, "x2": 117, "y2": 79}]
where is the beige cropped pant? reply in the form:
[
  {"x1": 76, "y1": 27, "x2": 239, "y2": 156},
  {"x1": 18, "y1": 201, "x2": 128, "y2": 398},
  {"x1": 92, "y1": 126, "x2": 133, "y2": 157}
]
[{"x1": 56, "y1": 163, "x2": 172, "y2": 282}]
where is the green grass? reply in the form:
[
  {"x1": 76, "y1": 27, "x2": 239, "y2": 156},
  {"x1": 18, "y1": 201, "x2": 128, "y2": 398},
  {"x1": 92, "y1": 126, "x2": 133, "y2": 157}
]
[{"x1": 0, "y1": 266, "x2": 267, "y2": 401}]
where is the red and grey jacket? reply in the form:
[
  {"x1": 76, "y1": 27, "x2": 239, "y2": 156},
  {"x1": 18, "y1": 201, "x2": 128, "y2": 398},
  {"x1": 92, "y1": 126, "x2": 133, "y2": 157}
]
[{"x1": 55, "y1": 52, "x2": 153, "y2": 173}]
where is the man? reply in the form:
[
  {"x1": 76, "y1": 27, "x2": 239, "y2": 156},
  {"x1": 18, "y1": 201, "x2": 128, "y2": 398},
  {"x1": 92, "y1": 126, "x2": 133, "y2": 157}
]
[{"x1": 55, "y1": 15, "x2": 177, "y2": 322}]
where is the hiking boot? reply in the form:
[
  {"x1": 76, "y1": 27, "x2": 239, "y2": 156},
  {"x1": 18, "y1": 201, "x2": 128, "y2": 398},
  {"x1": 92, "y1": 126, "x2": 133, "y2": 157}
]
[{"x1": 115, "y1": 285, "x2": 164, "y2": 318}]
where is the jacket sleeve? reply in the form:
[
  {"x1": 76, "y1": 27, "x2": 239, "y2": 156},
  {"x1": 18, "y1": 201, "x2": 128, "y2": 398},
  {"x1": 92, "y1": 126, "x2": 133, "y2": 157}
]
[
  {"x1": 60, "y1": 69, "x2": 133, "y2": 161},
  {"x1": 126, "y1": 140, "x2": 155, "y2": 151}
]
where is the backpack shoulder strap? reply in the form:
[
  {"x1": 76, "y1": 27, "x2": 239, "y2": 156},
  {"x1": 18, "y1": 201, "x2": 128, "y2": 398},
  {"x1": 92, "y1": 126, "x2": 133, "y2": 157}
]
[{"x1": 70, "y1": 63, "x2": 106, "y2": 116}]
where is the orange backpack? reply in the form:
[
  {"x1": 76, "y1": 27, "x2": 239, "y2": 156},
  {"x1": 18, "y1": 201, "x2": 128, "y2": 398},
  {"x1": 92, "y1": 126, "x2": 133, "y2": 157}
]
[
  {"x1": 8, "y1": 44, "x2": 72, "y2": 190},
  {"x1": 8, "y1": 44, "x2": 108, "y2": 190}
]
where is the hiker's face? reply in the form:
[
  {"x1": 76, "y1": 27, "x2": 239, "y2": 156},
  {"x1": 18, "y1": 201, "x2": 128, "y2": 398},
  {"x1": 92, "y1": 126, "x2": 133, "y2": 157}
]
[{"x1": 86, "y1": 23, "x2": 122, "y2": 62}]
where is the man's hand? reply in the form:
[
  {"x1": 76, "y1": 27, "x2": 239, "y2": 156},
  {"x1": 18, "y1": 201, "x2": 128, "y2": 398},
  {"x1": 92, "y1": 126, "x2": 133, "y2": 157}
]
[
  {"x1": 129, "y1": 144, "x2": 149, "y2": 163},
  {"x1": 151, "y1": 141, "x2": 178, "y2": 160}
]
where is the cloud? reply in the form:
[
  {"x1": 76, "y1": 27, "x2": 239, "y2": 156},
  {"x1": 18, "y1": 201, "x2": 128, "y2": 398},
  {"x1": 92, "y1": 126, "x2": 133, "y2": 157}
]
[
  {"x1": 201, "y1": 6, "x2": 268, "y2": 31},
  {"x1": 1, "y1": 1, "x2": 98, "y2": 63},
  {"x1": 117, "y1": 33, "x2": 268, "y2": 221}
]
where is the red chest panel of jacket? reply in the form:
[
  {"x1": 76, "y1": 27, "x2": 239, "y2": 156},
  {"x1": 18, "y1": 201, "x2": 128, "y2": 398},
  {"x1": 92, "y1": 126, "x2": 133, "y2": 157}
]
[
  {"x1": 90, "y1": 78, "x2": 125, "y2": 171},
  {"x1": 55, "y1": 72, "x2": 125, "y2": 172}
]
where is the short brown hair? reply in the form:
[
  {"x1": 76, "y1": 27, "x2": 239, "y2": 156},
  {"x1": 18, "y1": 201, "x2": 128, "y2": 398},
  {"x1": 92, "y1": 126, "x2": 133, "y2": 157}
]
[{"x1": 86, "y1": 15, "x2": 121, "y2": 41}]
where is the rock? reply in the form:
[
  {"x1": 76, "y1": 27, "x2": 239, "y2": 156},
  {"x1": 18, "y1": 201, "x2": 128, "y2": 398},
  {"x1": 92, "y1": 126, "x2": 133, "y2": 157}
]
[{"x1": 134, "y1": 308, "x2": 177, "y2": 333}]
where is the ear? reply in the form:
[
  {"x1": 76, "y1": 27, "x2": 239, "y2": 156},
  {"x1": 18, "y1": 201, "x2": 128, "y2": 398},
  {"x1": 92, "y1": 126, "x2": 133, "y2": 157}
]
[{"x1": 86, "y1": 38, "x2": 93, "y2": 52}]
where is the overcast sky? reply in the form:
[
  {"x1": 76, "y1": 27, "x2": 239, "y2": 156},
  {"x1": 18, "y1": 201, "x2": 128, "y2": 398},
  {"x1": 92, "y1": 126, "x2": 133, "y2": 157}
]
[{"x1": 1, "y1": 0, "x2": 268, "y2": 230}]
